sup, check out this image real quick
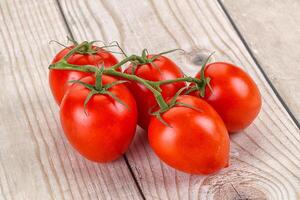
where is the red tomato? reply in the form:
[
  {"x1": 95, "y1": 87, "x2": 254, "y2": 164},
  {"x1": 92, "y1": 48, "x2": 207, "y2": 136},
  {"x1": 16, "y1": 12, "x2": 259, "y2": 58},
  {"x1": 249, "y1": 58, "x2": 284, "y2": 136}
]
[
  {"x1": 60, "y1": 75, "x2": 137, "y2": 162},
  {"x1": 49, "y1": 45, "x2": 119, "y2": 105},
  {"x1": 124, "y1": 55, "x2": 186, "y2": 129},
  {"x1": 190, "y1": 62, "x2": 262, "y2": 132},
  {"x1": 148, "y1": 95, "x2": 229, "y2": 174}
]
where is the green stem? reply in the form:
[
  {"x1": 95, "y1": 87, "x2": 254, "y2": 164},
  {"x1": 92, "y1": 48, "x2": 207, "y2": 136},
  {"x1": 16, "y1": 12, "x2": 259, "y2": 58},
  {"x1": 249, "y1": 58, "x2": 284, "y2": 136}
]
[
  {"x1": 95, "y1": 68, "x2": 103, "y2": 90},
  {"x1": 49, "y1": 53, "x2": 142, "y2": 73},
  {"x1": 111, "y1": 55, "x2": 145, "y2": 70},
  {"x1": 104, "y1": 69, "x2": 169, "y2": 109},
  {"x1": 63, "y1": 41, "x2": 89, "y2": 60},
  {"x1": 149, "y1": 77, "x2": 202, "y2": 86},
  {"x1": 141, "y1": 49, "x2": 147, "y2": 61},
  {"x1": 49, "y1": 61, "x2": 97, "y2": 72}
]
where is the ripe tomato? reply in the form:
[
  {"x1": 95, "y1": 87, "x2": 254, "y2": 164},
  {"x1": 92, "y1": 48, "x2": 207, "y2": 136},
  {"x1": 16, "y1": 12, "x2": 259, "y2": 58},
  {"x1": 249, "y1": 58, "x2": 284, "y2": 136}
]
[
  {"x1": 60, "y1": 75, "x2": 137, "y2": 162},
  {"x1": 49, "y1": 45, "x2": 119, "y2": 105},
  {"x1": 190, "y1": 62, "x2": 262, "y2": 132},
  {"x1": 148, "y1": 95, "x2": 229, "y2": 174},
  {"x1": 124, "y1": 55, "x2": 186, "y2": 129}
]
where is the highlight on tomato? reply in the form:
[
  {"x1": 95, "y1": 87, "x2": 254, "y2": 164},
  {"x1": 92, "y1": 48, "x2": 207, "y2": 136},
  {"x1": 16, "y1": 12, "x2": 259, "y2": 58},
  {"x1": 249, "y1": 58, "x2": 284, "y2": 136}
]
[
  {"x1": 189, "y1": 62, "x2": 262, "y2": 133},
  {"x1": 60, "y1": 75, "x2": 137, "y2": 162},
  {"x1": 49, "y1": 43, "x2": 119, "y2": 105}
]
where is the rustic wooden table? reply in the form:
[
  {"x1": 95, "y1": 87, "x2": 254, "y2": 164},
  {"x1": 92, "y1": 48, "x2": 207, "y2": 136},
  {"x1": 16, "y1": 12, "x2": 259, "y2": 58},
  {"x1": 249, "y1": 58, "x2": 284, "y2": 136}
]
[{"x1": 0, "y1": 0, "x2": 299, "y2": 199}]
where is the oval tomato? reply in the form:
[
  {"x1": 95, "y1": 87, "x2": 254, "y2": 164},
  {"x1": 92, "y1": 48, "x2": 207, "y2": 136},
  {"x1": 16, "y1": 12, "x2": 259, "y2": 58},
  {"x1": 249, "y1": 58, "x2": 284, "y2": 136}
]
[
  {"x1": 124, "y1": 55, "x2": 186, "y2": 129},
  {"x1": 60, "y1": 75, "x2": 137, "y2": 162},
  {"x1": 49, "y1": 45, "x2": 119, "y2": 105},
  {"x1": 148, "y1": 95, "x2": 229, "y2": 174},
  {"x1": 190, "y1": 62, "x2": 261, "y2": 132}
]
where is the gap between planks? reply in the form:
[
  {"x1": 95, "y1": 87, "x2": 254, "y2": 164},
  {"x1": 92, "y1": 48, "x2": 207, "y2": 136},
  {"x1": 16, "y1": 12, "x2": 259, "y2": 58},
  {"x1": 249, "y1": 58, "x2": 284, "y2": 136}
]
[
  {"x1": 55, "y1": 0, "x2": 146, "y2": 199},
  {"x1": 217, "y1": 0, "x2": 299, "y2": 129}
]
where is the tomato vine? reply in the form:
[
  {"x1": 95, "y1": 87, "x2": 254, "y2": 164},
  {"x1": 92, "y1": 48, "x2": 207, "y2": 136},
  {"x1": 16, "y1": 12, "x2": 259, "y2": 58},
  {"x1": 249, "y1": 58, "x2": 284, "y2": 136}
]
[{"x1": 48, "y1": 41, "x2": 212, "y2": 119}]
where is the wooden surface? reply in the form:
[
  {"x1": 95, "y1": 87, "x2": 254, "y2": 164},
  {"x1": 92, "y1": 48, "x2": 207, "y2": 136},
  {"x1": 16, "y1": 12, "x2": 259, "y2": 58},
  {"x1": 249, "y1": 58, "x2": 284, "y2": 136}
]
[{"x1": 0, "y1": 0, "x2": 299, "y2": 199}]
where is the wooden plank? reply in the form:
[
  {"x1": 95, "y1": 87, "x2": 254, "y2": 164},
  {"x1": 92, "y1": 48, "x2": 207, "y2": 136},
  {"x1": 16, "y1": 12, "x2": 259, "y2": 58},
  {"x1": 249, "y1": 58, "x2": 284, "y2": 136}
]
[
  {"x1": 0, "y1": 0, "x2": 143, "y2": 199},
  {"x1": 220, "y1": 0, "x2": 300, "y2": 123},
  {"x1": 59, "y1": 0, "x2": 300, "y2": 199}
]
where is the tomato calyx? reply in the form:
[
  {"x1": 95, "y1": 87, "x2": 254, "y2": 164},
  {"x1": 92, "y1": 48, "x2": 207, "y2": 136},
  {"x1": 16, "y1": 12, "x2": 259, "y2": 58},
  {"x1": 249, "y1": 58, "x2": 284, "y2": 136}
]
[
  {"x1": 70, "y1": 67, "x2": 129, "y2": 114},
  {"x1": 149, "y1": 87, "x2": 203, "y2": 127},
  {"x1": 129, "y1": 48, "x2": 184, "y2": 74},
  {"x1": 142, "y1": 48, "x2": 184, "y2": 63},
  {"x1": 50, "y1": 36, "x2": 124, "y2": 56},
  {"x1": 73, "y1": 40, "x2": 122, "y2": 55},
  {"x1": 185, "y1": 53, "x2": 214, "y2": 97}
]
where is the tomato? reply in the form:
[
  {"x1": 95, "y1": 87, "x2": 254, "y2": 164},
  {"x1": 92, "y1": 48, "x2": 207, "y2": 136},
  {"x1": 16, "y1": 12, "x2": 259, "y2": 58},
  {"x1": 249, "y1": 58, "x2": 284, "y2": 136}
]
[
  {"x1": 49, "y1": 45, "x2": 119, "y2": 105},
  {"x1": 60, "y1": 75, "x2": 137, "y2": 162},
  {"x1": 148, "y1": 95, "x2": 229, "y2": 174},
  {"x1": 190, "y1": 62, "x2": 262, "y2": 132},
  {"x1": 124, "y1": 55, "x2": 186, "y2": 129}
]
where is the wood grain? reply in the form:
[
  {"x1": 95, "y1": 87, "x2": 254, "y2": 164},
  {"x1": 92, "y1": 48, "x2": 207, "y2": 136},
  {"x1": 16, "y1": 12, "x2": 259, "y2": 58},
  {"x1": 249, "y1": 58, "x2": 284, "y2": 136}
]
[
  {"x1": 1, "y1": 0, "x2": 299, "y2": 199},
  {"x1": 221, "y1": 0, "x2": 300, "y2": 123},
  {"x1": 58, "y1": 0, "x2": 300, "y2": 199},
  {"x1": 0, "y1": 0, "x2": 142, "y2": 199}
]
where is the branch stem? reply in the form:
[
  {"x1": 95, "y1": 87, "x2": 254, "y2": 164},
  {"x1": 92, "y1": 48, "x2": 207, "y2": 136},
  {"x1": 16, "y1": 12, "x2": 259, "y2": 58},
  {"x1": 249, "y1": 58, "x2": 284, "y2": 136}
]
[
  {"x1": 48, "y1": 47, "x2": 205, "y2": 111},
  {"x1": 63, "y1": 41, "x2": 89, "y2": 60},
  {"x1": 111, "y1": 55, "x2": 144, "y2": 70},
  {"x1": 104, "y1": 69, "x2": 169, "y2": 109},
  {"x1": 149, "y1": 77, "x2": 202, "y2": 86}
]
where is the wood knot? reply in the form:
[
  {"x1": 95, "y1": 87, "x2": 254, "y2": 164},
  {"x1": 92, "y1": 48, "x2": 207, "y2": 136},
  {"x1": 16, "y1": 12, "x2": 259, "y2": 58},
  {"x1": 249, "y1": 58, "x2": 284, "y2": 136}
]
[
  {"x1": 200, "y1": 170, "x2": 268, "y2": 200},
  {"x1": 184, "y1": 48, "x2": 215, "y2": 66}
]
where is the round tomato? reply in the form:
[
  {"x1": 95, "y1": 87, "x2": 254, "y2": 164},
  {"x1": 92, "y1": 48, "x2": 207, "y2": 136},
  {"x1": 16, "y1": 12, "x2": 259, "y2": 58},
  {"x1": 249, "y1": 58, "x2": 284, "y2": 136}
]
[
  {"x1": 124, "y1": 55, "x2": 186, "y2": 129},
  {"x1": 49, "y1": 45, "x2": 119, "y2": 105},
  {"x1": 148, "y1": 95, "x2": 229, "y2": 174},
  {"x1": 190, "y1": 62, "x2": 261, "y2": 132},
  {"x1": 60, "y1": 75, "x2": 137, "y2": 162}
]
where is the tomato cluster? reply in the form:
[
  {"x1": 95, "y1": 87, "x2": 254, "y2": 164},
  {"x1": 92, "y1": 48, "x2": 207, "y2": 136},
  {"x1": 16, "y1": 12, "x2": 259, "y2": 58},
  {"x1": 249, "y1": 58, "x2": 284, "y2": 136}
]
[{"x1": 49, "y1": 41, "x2": 261, "y2": 174}]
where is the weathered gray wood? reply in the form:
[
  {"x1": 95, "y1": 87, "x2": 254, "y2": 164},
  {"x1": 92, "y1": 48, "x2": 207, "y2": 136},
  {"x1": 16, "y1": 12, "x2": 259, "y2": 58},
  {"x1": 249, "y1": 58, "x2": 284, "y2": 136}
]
[
  {"x1": 0, "y1": 0, "x2": 142, "y2": 199},
  {"x1": 59, "y1": 0, "x2": 300, "y2": 199},
  {"x1": 221, "y1": 0, "x2": 300, "y2": 122},
  {"x1": 1, "y1": 0, "x2": 300, "y2": 199}
]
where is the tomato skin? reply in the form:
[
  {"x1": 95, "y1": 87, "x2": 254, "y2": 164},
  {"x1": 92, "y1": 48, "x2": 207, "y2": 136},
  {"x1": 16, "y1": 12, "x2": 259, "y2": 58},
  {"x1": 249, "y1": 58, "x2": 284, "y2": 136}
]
[
  {"x1": 148, "y1": 95, "x2": 229, "y2": 174},
  {"x1": 124, "y1": 55, "x2": 186, "y2": 129},
  {"x1": 60, "y1": 75, "x2": 137, "y2": 162},
  {"x1": 190, "y1": 62, "x2": 262, "y2": 133},
  {"x1": 49, "y1": 46, "x2": 119, "y2": 105}
]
